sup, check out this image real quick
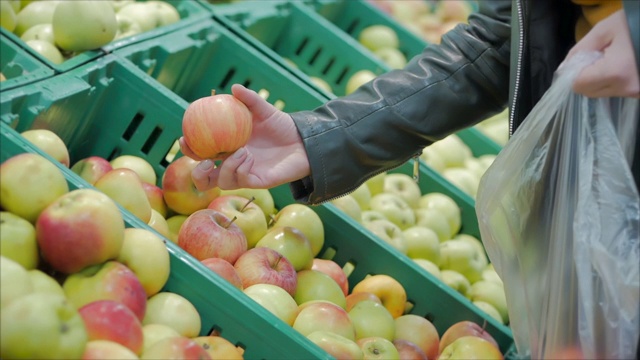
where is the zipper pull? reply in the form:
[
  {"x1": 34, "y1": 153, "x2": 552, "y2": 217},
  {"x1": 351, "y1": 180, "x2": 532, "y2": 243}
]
[{"x1": 412, "y1": 155, "x2": 420, "y2": 183}]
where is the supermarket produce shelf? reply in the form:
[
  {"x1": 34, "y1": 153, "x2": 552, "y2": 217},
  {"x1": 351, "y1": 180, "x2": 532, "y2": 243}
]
[{"x1": 0, "y1": 31, "x2": 55, "y2": 92}]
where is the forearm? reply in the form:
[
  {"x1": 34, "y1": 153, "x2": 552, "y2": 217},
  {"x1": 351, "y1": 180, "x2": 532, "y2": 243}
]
[{"x1": 289, "y1": 1, "x2": 513, "y2": 205}]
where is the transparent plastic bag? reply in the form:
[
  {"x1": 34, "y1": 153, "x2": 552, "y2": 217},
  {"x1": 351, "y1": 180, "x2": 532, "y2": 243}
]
[{"x1": 476, "y1": 51, "x2": 640, "y2": 359}]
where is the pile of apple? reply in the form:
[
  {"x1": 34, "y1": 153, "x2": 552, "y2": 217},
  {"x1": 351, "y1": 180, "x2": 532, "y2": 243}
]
[
  {"x1": 473, "y1": 108, "x2": 509, "y2": 147},
  {"x1": 0, "y1": 0, "x2": 180, "y2": 65},
  {"x1": 368, "y1": 0, "x2": 474, "y2": 44},
  {"x1": 329, "y1": 170, "x2": 509, "y2": 328},
  {"x1": 0, "y1": 150, "x2": 244, "y2": 359}
]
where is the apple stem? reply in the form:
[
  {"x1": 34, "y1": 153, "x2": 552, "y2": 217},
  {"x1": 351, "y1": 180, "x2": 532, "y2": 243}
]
[
  {"x1": 240, "y1": 196, "x2": 256, "y2": 212},
  {"x1": 224, "y1": 216, "x2": 238, "y2": 229},
  {"x1": 268, "y1": 214, "x2": 276, "y2": 227},
  {"x1": 211, "y1": 89, "x2": 216, "y2": 96},
  {"x1": 481, "y1": 319, "x2": 488, "y2": 332}
]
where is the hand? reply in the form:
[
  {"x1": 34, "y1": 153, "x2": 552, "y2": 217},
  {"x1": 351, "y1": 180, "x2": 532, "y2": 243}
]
[
  {"x1": 566, "y1": 10, "x2": 640, "y2": 98},
  {"x1": 179, "y1": 84, "x2": 311, "y2": 191}
]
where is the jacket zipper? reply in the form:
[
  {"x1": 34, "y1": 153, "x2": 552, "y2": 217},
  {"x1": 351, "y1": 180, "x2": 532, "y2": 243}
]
[{"x1": 510, "y1": 0, "x2": 525, "y2": 136}]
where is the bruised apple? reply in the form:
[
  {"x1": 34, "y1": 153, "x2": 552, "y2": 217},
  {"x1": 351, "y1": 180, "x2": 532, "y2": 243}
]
[{"x1": 182, "y1": 91, "x2": 252, "y2": 160}]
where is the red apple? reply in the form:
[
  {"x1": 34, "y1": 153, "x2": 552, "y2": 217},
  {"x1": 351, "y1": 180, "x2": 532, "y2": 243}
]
[
  {"x1": 79, "y1": 300, "x2": 143, "y2": 355},
  {"x1": 140, "y1": 336, "x2": 212, "y2": 359},
  {"x1": 438, "y1": 320, "x2": 499, "y2": 354},
  {"x1": 394, "y1": 314, "x2": 439, "y2": 360},
  {"x1": 182, "y1": 92, "x2": 252, "y2": 160},
  {"x1": 178, "y1": 209, "x2": 248, "y2": 264},
  {"x1": 233, "y1": 247, "x2": 297, "y2": 296},
  {"x1": 63, "y1": 261, "x2": 147, "y2": 321},
  {"x1": 392, "y1": 339, "x2": 428, "y2": 360},
  {"x1": 162, "y1": 156, "x2": 220, "y2": 215},
  {"x1": 312, "y1": 258, "x2": 349, "y2": 296},
  {"x1": 36, "y1": 189, "x2": 125, "y2": 274},
  {"x1": 142, "y1": 182, "x2": 168, "y2": 218},
  {"x1": 71, "y1": 156, "x2": 113, "y2": 185},
  {"x1": 207, "y1": 194, "x2": 267, "y2": 248},
  {"x1": 201, "y1": 257, "x2": 243, "y2": 290}
]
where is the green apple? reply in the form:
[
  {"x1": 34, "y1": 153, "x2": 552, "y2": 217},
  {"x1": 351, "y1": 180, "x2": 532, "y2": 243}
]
[
  {"x1": 0, "y1": 211, "x2": 38, "y2": 269},
  {"x1": 442, "y1": 167, "x2": 480, "y2": 198},
  {"x1": 351, "y1": 274, "x2": 407, "y2": 319},
  {"x1": 255, "y1": 226, "x2": 314, "y2": 271},
  {"x1": 414, "y1": 207, "x2": 452, "y2": 242},
  {"x1": 369, "y1": 192, "x2": 415, "y2": 230},
  {"x1": 110, "y1": 155, "x2": 157, "y2": 185},
  {"x1": 110, "y1": 0, "x2": 134, "y2": 12},
  {"x1": 114, "y1": 12, "x2": 142, "y2": 40},
  {"x1": 412, "y1": 258, "x2": 442, "y2": 280},
  {"x1": 117, "y1": 2, "x2": 157, "y2": 32},
  {"x1": 20, "y1": 129, "x2": 70, "y2": 167},
  {"x1": 373, "y1": 47, "x2": 407, "y2": 69},
  {"x1": 141, "y1": 323, "x2": 181, "y2": 354},
  {"x1": 28, "y1": 269, "x2": 65, "y2": 297},
  {"x1": 364, "y1": 219, "x2": 407, "y2": 254},
  {"x1": 294, "y1": 269, "x2": 347, "y2": 309},
  {"x1": 350, "y1": 183, "x2": 372, "y2": 211},
  {"x1": 53, "y1": 0, "x2": 117, "y2": 52},
  {"x1": 208, "y1": 194, "x2": 268, "y2": 249},
  {"x1": 20, "y1": 23, "x2": 54, "y2": 44},
  {"x1": 0, "y1": 293, "x2": 88, "y2": 359},
  {"x1": 143, "y1": 292, "x2": 201, "y2": 338},
  {"x1": 219, "y1": 188, "x2": 276, "y2": 222},
  {"x1": 294, "y1": 300, "x2": 356, "y2": 340},
  {"x1": 26, "y1": 39, "x2": 64, "y2": 64},
  {"x1": 420, "y1": 146, "x2": 446, "y2": 173},
  {"x1": 455, "y1": 234, "x2": 489, "y2": 268},
  {"x1": 418, "y1": 192, "x2": 461, "y2": 237},
  {"x1": 330, "y1": 194, "x2": 362, "y2": 223},
  {"x1": 147, "y1": 1, "x2": 180, "y2": 27},
  {"x1": 466, "y1": 280, "x2": 509, "y2": 324},
  {"x1": 481, "y1": 264, "x2": 504, "y2": 286},
  {"x1": 348, "y1": 299, "x2": 395, "y2": 341},
  {"x1": 346, "y1": 69, "x2": 377, "y2": 95},
  {"x1": 361, "y1": 210, "x2": 387, "y2": 223},
  {"x1": 0, "y1": 1, "x2": 17, "y2": 32},
  {"x1": 14, "y1": 0, "x2": 58, "y2": 36},
  {"x1": 310, "y1": 76, "x2": 333, "y2": 93},
  {"x1": 473, "y1": 301, "x2": 504, "y2": 325},
  {"x1": 244, "y1": 283, "x2": 299, "y2": 326},
  {"x1": 402, "y1": 225, "x2": 440, "y2": 264},
  {"x1": 147, "y1": 209, "x2": 172, "y2": 240},
  {"x1": 306, "y1": 330, "x2": 364, "y2": 360},
  {"x1": 439, "y1": 238, "x2": 485, "y2": 283},
  {"x1": 429, "y1": 134, "x2": 472, "y2": 168},
  {"x1": 357, "y1": 336, "x2": 400, "y2": 360},
  {"x1": 166, "y1": 214, "x2": 188, "y2": 243},
  {"x1": 0, "y1": 255, "x2": 33, "y2": 309},
  {"x1": 116, "y1": 228, "x2": 170, "y2": 297},
  {"x1": 358, "y1": 24, "x2": 399, "y2": 52},
  {"x1": 383, "y1": 173, "x2": 421, "y2": 208},
  {"x1": 440, "y1": 269, "x2": 471, "y2": 295},
  {"x1": 364, "y1": 172, "x2": 386, "y2": 196},
  {"x1": 270, "y1": 203, "x2": 324, "y2": 257}
]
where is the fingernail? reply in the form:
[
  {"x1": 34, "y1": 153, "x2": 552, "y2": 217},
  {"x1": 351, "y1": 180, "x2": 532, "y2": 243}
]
[
  {"x1": 232, "y1": 147, "x2": 246, "y2": 159},
  {"x1": 196, "y1": 159, "x2": 214, "y2": 171}
]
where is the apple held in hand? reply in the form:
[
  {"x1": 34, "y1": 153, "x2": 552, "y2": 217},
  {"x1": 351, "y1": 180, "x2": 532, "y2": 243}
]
[
  {"x1": 53, "y1": 0, "x2": 117, "y2": 52},
  {"x1": 162, "y1": 156, "x2": 220, "y2": 215},
  {"x1": 20, "y1": 129, "x2": 70, "y2": 167},
  {"x1": 71, "y1": 156, "x2": 113, "y2": 185},
  {"x1": 233, "y1": 247, "x2": 297, "y2": 296},
  {"x1": 208, "y1": 194, "x2": 267, "y2": 249},
  {"x1": 0, "y1": 211, "x2": 39, "y2": 270},
  {"x1": 1, "y1": 152, "x2": 69, "y2": 223},
  {"x1": 63, "y1": 260, "x2": 147, "y2": 321},
  {"x1": 182, "y1": 92, "x2": 252, "y2": 160},
  {"x1": 79, "y1": 300, "x2": 144, "y2": 355},
  {"x1": 178, "y1": 209, "x2": 248, "y2": 264},
  {"x1": 1, "y1": 293, "x2": 88, "y2": 359},
  {"x1": 243, "y1": 283, "x2": 299, "y2": 326},
  {"x1": 36, "y1": 189, "x2": 125, "y2": 274}
]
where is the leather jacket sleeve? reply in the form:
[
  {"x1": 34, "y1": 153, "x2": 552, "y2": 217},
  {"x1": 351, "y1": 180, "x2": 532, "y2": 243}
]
[{"x1": 288, "y1": 1, "x2": 512, "y2": 205}]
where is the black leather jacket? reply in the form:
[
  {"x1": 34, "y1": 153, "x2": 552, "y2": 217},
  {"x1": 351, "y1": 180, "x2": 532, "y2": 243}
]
[{"x1": 289, "y1": 0, "x2": 640, "y2": 205}]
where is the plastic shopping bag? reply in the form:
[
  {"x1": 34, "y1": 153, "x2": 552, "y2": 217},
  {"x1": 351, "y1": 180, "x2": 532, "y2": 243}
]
[{"x1": 476, "y1": 51, "x2": 639, "y2": 359}]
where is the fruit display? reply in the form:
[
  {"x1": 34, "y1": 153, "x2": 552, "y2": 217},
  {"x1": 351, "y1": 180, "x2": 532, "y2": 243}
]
[
  {"x1": 0, "y1": 0, "x2": 208, "y2": 71},
  {"x1": 0, "y1": 3, "x2": 520, "y2": 358}
]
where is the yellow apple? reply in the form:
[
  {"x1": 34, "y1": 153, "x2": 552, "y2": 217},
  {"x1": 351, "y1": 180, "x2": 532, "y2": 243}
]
[
  {"x1": 20, "y1": 129, "x2": 70, "y2": 167},
  {"x1": 270, "y1": 203, "x2": 324, "y2": 257},
  {"x1": 0, "y1": 211, "x2": 38, "y2": 269},
  {"x1": 110, "y1": 154, "x2": 157, "y2": 185},
  {"x1": 94, "y1": 167, "x2": 152, "y2": 223},
  {"x1": 147, "y1": 208, "x2": 172, "y2": 240},
  {"x1": 28, "y1": 269, "x2": 65, "y2": 297},
  {"x1": 141, "y1": 323, "x2": 180, "y2": 354},
  {"x1": 165, "y1": 214, "x2": 188, "y2": 243},
  {"x1": 0, "y1": 255, "x2": 33, "y2": 309},
  {"x1": 143, "y1": 292, "x2": 201, "y2": 338},
  {"x1": 116, "y1": 228, "x2": 170, "y2": 297},
  {"x1": 351, "y1": 274, "x2": 407, "y2": 318},
  {"x1": 348, "y1": 299, "x2": 396, "y2": 341},
  {"x1": 243, "y1": 283, "x2": 299, "y2": 326},
  {"x1": 192, "y1": 335, "x2": 244, "y2": 360},
  {"x1": 346, "y1": 69, "x2": 377, "y2": 95},
  {"x1": 330, "y1": 194, "x2": 362, "y2": 223},
  {"x1": 393, "y1": 314, "x2": 439, "y2": 360},
  {"x1": 306, "y1": 330, "x2": 364, "y2": 360},
  {"x1": 82, "y1": 340, "x2": 138, "y2": 360}
]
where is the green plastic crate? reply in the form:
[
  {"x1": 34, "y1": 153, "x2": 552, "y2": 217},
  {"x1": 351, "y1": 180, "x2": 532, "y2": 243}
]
[
  {"x1": 114, "y1": 16, "x2": 327, "y2": 111},
  {"x1": 1, "y1": 0, "x2": 210, "y2": 74},
  {"x1": 0, "y1": 56, "x2": 331, "y2": 360},
  {"x1": 0, "y1": 32, "x2": 54, "y2": 92},
  {"x1": 208, "y1": 0, "x2": 389, "y2": 98}
]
